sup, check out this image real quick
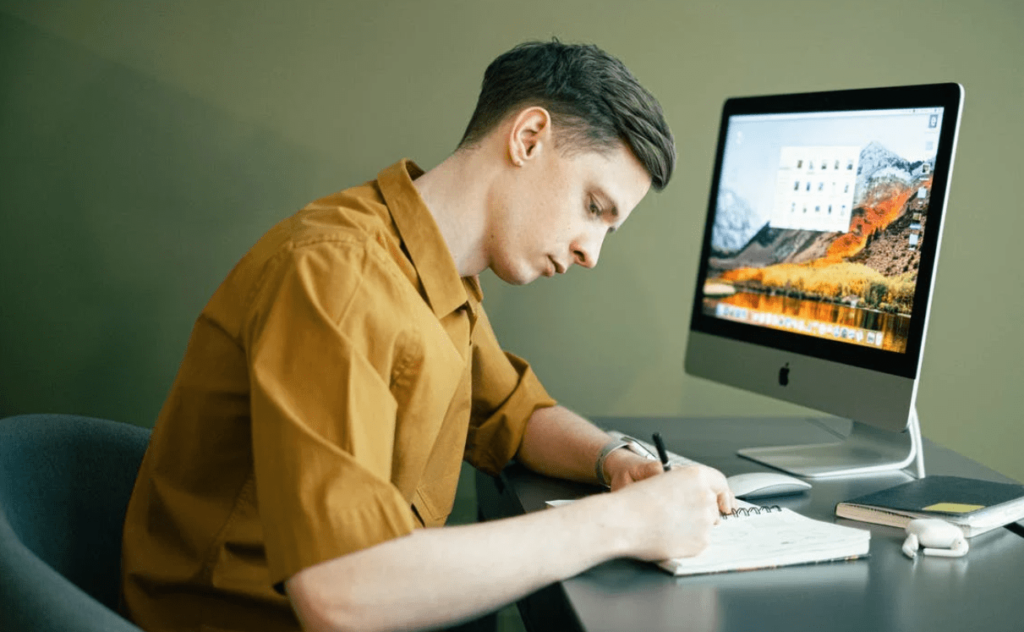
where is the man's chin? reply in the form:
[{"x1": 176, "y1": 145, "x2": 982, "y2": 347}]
[
  {"x1": 492, "y1": 265, "x2": 539, "y2": 286},
  {"x1": 503, "y1": 274, "x2": 536, "y2": 287}
]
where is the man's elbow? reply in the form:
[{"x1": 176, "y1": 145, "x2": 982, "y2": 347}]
[{"x1": 285, "y1": 570, "x2": 377, "y2": 632}]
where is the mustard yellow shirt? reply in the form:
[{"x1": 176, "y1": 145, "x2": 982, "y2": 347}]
[{"x1": 121, "y1": 160, "x2": 556, "y2": 632}]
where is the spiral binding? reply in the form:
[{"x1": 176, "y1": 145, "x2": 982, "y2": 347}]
[{"x1": 722, "y1": 505, "x2": 782, "y2": 519}]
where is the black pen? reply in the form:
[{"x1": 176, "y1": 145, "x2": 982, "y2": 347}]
[{"x1": 652, "y1": 432, "x2": 671, "y2": 472}]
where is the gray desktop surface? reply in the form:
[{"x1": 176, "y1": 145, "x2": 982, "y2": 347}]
[{"x1": 475, "y1": 417, "x2": 1024, "y2": 632}]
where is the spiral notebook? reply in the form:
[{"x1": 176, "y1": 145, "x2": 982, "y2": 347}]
[
  {"x1": 547, "y1": 498, "x2": 871, "y2": 576},
  {"x1": 659, "y1": 502, "x2": 870, "y2": 576}
]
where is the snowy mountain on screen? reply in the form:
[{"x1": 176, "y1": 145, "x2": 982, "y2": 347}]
[
  {"x1": 854, "y1": 142, "x2": 932, "y2": 203},
  {"x1": 712, "y1": 188, "x2": 765, "y2": 255}
]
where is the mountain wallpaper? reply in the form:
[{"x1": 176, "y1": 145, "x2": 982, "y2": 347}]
[{"x1": 707, "y1": 142, "x2": 934, "y2": 317}]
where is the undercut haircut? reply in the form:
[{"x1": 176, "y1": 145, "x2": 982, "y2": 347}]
[{"x1": 458, "y1": 39, "x2": 676, "y2": 191}]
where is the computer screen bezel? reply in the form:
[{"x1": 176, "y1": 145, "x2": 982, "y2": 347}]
[{"x1": 688, "y1": 83, "x2": 963, "y2": 381}]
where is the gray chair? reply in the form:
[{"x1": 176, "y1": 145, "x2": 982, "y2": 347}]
[{"x1": 0, "y1": 413, "x2": 150, "y2": 631}]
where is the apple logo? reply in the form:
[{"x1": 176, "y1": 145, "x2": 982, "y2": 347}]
[{"x1": 778, "y1": 363, "x2": 790, "y2": 386}]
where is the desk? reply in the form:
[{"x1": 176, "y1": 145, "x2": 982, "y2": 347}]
[{"x1": 475, "y1": 417, "x2": 1024, "y2": 632}]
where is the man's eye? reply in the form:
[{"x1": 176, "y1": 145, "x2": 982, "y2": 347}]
[{"x1": 589, "y1": 201, "x2": 601, "y2": 216}]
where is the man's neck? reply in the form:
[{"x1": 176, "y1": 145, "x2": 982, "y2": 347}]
[{"x1": 412, "y1": 149, "x2": 493, "y2": 278}]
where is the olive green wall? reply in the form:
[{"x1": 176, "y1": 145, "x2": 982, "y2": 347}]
[{"x1": 2, "y1": 1, "x2": 1021, "y2": 482}]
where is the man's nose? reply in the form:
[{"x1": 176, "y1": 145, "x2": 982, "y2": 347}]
[{"x1": 571, "y1": 233, "x2": 604, "y2": 269}]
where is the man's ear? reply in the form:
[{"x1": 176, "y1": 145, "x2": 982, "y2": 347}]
[{"x1": 507, "y1": 106, "x2": 551, "y2": 166}]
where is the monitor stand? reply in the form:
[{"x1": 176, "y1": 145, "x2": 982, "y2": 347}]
[{"x1": 737, "y1": 407, "x2": 925, "y2": 479}]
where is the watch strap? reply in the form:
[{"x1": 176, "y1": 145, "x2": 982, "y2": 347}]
[{"x1": 594, "y1": 438, "x2": 629, "y2": 487}]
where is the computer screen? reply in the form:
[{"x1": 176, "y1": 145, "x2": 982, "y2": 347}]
[
  {"x1": 685, "y1": 84, "x2": 963, "y2": 477},
  {"x1": 706, "y1": 106, "x2": 943, "y2": 361}
]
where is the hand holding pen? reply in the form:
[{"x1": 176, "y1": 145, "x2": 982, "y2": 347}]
[
  {"x1": 600, "y1": 431, "x2": 735, "y2": 560},
  {"x1": 650, "y1": 431, "x2": 737, "y2": 515}
]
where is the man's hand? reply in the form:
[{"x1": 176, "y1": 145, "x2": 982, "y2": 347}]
[
  {"x1": 601, "y1": 447, "x2": 736, "y2": 561},
  {"x1": 610, "y1": 462, "x2": 736, "y2": 561}
]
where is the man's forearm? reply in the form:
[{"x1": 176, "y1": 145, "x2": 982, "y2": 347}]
[
  {"x1": 515, "y1": 404, "x2": 631, "y2": 485},
  {"x1": 286, "y1": 491, "x2": 632, "y2": 632}
]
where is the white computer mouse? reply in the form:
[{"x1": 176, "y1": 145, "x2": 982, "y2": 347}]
[{"x1": 727, "y1": 472, "x2": 812, "y2": 499}]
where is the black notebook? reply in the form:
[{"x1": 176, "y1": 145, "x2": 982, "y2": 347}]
[{"x1": 835, "y1": 476, "x2": 1024, "y2": 538}]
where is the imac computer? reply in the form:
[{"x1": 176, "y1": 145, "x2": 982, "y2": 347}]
[{"x1": 685, "y1": 83, "x2": 963, "y2": 479}]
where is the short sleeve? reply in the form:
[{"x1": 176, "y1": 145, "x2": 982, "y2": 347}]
[
  {"x1": 244, "y1": 241, "x2": 419, "y2": 589},
  {"x1": 464, "y1": 305, "x2": 557, "y2": 475}
]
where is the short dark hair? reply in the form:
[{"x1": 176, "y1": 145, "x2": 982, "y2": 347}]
[{"x1": 458, "y1": 39, "x2": 675, "y2": 191}]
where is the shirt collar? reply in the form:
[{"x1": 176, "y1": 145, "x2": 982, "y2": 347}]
[{"x1": 377, "y1": 159, "x2": 470, "y2": 318}]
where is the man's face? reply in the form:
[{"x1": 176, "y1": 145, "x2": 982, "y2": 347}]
[{"x1": 489, "y1": 140, "x2": 652, "y2": 285}]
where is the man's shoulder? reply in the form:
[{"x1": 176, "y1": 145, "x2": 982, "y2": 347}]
[
  {"x1": 293, "y1": 179, "x2": 392, "y2": 243},
  {"x1": 212, "y1": 180, "x2": 419, "y2": 316},
  {"x1": 254, "y1": 179, "x2": 405, "y2": 269}
]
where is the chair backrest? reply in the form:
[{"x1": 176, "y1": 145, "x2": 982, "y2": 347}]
[{"x1": 0, "y1": 414, "x2": 150, "y2": 632}]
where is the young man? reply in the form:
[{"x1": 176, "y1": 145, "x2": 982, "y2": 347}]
[{"x1": 121, "y1": 40, "x2": 735, "y2": 632}]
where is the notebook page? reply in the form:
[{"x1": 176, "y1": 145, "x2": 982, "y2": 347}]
[{"x1": 661, "y1": 507, "x2": 870, "y2": 576}]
